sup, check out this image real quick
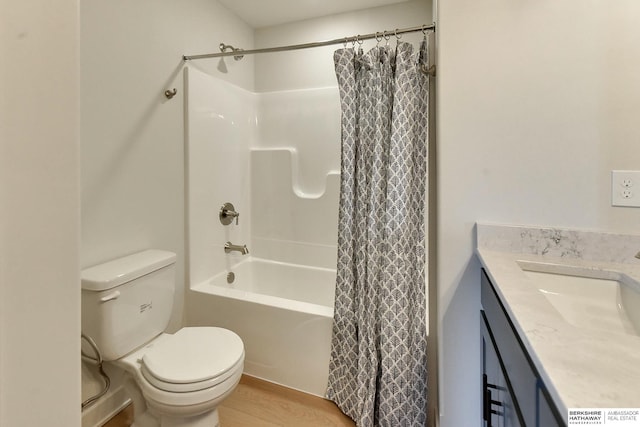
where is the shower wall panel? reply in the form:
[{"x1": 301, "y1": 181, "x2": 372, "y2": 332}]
[
  {"x1": 186, "y1": 69, "x2": 340, "y2": 278},
  {"x1": 250, "y1": 149, "x2": 339, "y2": 268},
  {"x1": 185, "y1": 67, "x2": 256, "y2": 286},
  {"x1": 255, "y1": 88, "x2": 341, "y2": 195},
  {"x1": 251, "y1": 87, "x2": 341, "y2": 268}
]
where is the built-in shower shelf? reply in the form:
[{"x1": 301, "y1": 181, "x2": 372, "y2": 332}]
[
  {"x1": 251, "y1": 148, "x2": 339, "y2": 199},
  {"x1": 251, "y1": 148, "x2": 339, "y2": 255}
]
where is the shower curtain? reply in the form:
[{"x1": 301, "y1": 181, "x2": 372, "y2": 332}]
[{"x1": 326, "y1": 39, "x2": 429, "y2": 427}]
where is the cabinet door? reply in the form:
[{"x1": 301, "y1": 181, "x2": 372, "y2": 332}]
[
  {"x1": 482, "y1": 312, "x2": 522, "y2": 427},
  {"x1": 538, "y1": 385, "x2": 562, "y2": 427},
  {"x1": 482, "y1": 271, "x2": 537, "y2": 425}
]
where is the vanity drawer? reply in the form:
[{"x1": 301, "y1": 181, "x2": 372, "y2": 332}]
[{"x1": 481, "y1": 269, "x2": 538, "y2": 426}]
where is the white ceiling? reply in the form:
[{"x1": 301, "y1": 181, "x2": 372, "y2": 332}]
[{"x1": 218, "y1": 0, "x2": 411, "y2": 28}]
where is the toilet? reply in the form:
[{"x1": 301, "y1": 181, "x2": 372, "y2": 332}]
[{"x1": 81, "y1": 250, "x2": 244, "y2": 427}]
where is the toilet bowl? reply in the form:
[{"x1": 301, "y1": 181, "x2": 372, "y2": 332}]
[
  {"x1": 81, "y1": 250, "x2": 245, "y2": 427},
  {"x1": 118, "y1": 327, "x2": 244, "y2": 427}
]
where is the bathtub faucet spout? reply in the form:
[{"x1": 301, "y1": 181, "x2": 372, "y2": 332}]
[{"x1": 224, "y1": 241, "x2": 249, "y2": 255}]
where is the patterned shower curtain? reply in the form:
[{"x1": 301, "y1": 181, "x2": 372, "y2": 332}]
[{"x1": 326, "y1": 39, "x2": 429, "y2": 427}]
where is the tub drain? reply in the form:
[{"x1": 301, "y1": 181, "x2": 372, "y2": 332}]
[{"x1": 226, "y1": 272, "x2": 235, "y2": 284}]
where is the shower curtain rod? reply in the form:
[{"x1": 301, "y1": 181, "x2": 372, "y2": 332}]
[{"x1": 182, "y1": 23, "x2": 435, "y2": 61}]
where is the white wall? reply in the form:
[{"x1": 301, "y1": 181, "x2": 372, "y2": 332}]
[
  {"x1": 0, "y1": 1, "x2": 81, "y2": 426},
  {"x1": 80, "y1": 0, "x2": 254, "y2": 421},
  {"x1": 437, "y1": 1, "x2": 640, "y2": 426},
  {"x1": 80, "y1": 0, "x2": 254, "y2": 331},
  {"x1": 255, "y1": 0, "x2": 431, "y2": 92}
]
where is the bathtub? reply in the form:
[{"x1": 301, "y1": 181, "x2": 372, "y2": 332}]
[{"x1": 187, "y1": 257, "x2": 336, "y2": 396}]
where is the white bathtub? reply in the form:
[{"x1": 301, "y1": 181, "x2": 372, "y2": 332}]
[{"x1": 187, "y1": 258, "x2": 336, "y2": 396}]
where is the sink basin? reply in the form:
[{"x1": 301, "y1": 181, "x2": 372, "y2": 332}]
[{"x1": 517, "y1": 261, "x2": 640, "y2": 337}]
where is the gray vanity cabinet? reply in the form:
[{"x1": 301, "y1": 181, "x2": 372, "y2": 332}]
[
  {"x1": 482, "y1": 314, "x2": 522, "y2": 427},
  {"x1": 481, "y1": 269, "x2": 565, "y2": 427}
]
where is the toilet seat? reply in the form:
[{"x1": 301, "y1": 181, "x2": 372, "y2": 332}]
[{"x1": 140, "y1": 327, "x2": 244, "y2": 393}]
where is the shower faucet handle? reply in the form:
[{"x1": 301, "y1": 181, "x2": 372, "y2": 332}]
[{"x1": 219, "y1": 202, "x2": 240, "y2": 225}]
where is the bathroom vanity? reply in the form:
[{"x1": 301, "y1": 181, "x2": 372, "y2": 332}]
[
  {"x1": 477, "y1": 223, "x2": 640, "y2": 427},
  {"x1": 482, "y1": 269, "x2": 563, "y2": 426}
]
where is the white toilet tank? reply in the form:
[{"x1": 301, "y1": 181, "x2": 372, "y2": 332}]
[{"x1": 81, "y1": 250, "x2": 176, "y2": 361}]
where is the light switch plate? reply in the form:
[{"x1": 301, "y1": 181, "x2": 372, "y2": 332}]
[{"x1": 612, "y1": 170, "x2": 640, "y2": 207}]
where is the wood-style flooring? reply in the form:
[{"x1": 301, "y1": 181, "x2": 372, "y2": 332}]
[
  {"x1": 102, "y1": 403, "x2": 133, "y2": 427},
  {"x1": 220, "y1": 375, "x2": 355, "y2": 427},
  {"x1": 102, "y1": 375, "x2": 355, "y2": 427}
]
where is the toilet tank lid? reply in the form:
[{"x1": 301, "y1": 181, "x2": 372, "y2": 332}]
[{"x1": 81, "y1": 250, "x2": 176, "y2": 292}]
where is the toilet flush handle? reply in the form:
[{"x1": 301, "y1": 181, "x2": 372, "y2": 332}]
[{"x1": 100, "y1": 290, "x2": 121, "y2": 303}]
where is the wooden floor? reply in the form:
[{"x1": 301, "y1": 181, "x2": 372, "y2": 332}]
[
  {"x1": 102, "y1": 403, "x2": 133, "y2": 427},
  {"x1": 102, "y1": 375, "x2": 354, "y2": 427},
  {"x1": 219, "y1": 375, "x2": 355, "y2": 427}
]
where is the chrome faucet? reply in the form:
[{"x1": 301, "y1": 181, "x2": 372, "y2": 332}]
[{"x1": 224, "y1": 241, "x2": 249, "y2": 255}]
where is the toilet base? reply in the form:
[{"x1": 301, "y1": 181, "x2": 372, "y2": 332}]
[
  {"x1": 132, "y1": 408, "x2": 220, "y2": 427},
  {"x1": 160, "y1": 410, "x2": 220, "y2": 427},
  {"x1": 116, "y1": 352, "x2": 242, "y2": 427}
]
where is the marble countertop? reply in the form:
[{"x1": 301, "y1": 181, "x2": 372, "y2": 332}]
[{"x1": 476, "y1": 223, "x2": 640, "y2": 415}]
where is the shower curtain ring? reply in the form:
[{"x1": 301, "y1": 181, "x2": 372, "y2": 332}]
[
  {"x1": 375, "y1": 32, "x2": 383, "y2": 45},
  {"x1": 356, "y1": 35, "x2": 363, "y2": 46},
  {"x1": 394, "y1": 29, "x2": 402, "y2": 40}
]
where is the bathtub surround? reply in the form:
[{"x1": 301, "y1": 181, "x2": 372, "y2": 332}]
[
  {"x1": 184, "y1": 67, "x2": 339, "y2": 275},
  {"x1": 184, "y1": 0, "x2": 431, "y2": 412},
  {"x1": 251, "y1": 149, "x2": 340, "y2": 268},
  {"x1": 327, "y1": 41, "x2": 430, "y2": 426},
  {"x1": 255, "y1": 89, "x2": 341, "y2": 196},
  {"x1": 185, "y1": 67, "x2": 338, "y2": 396}
]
